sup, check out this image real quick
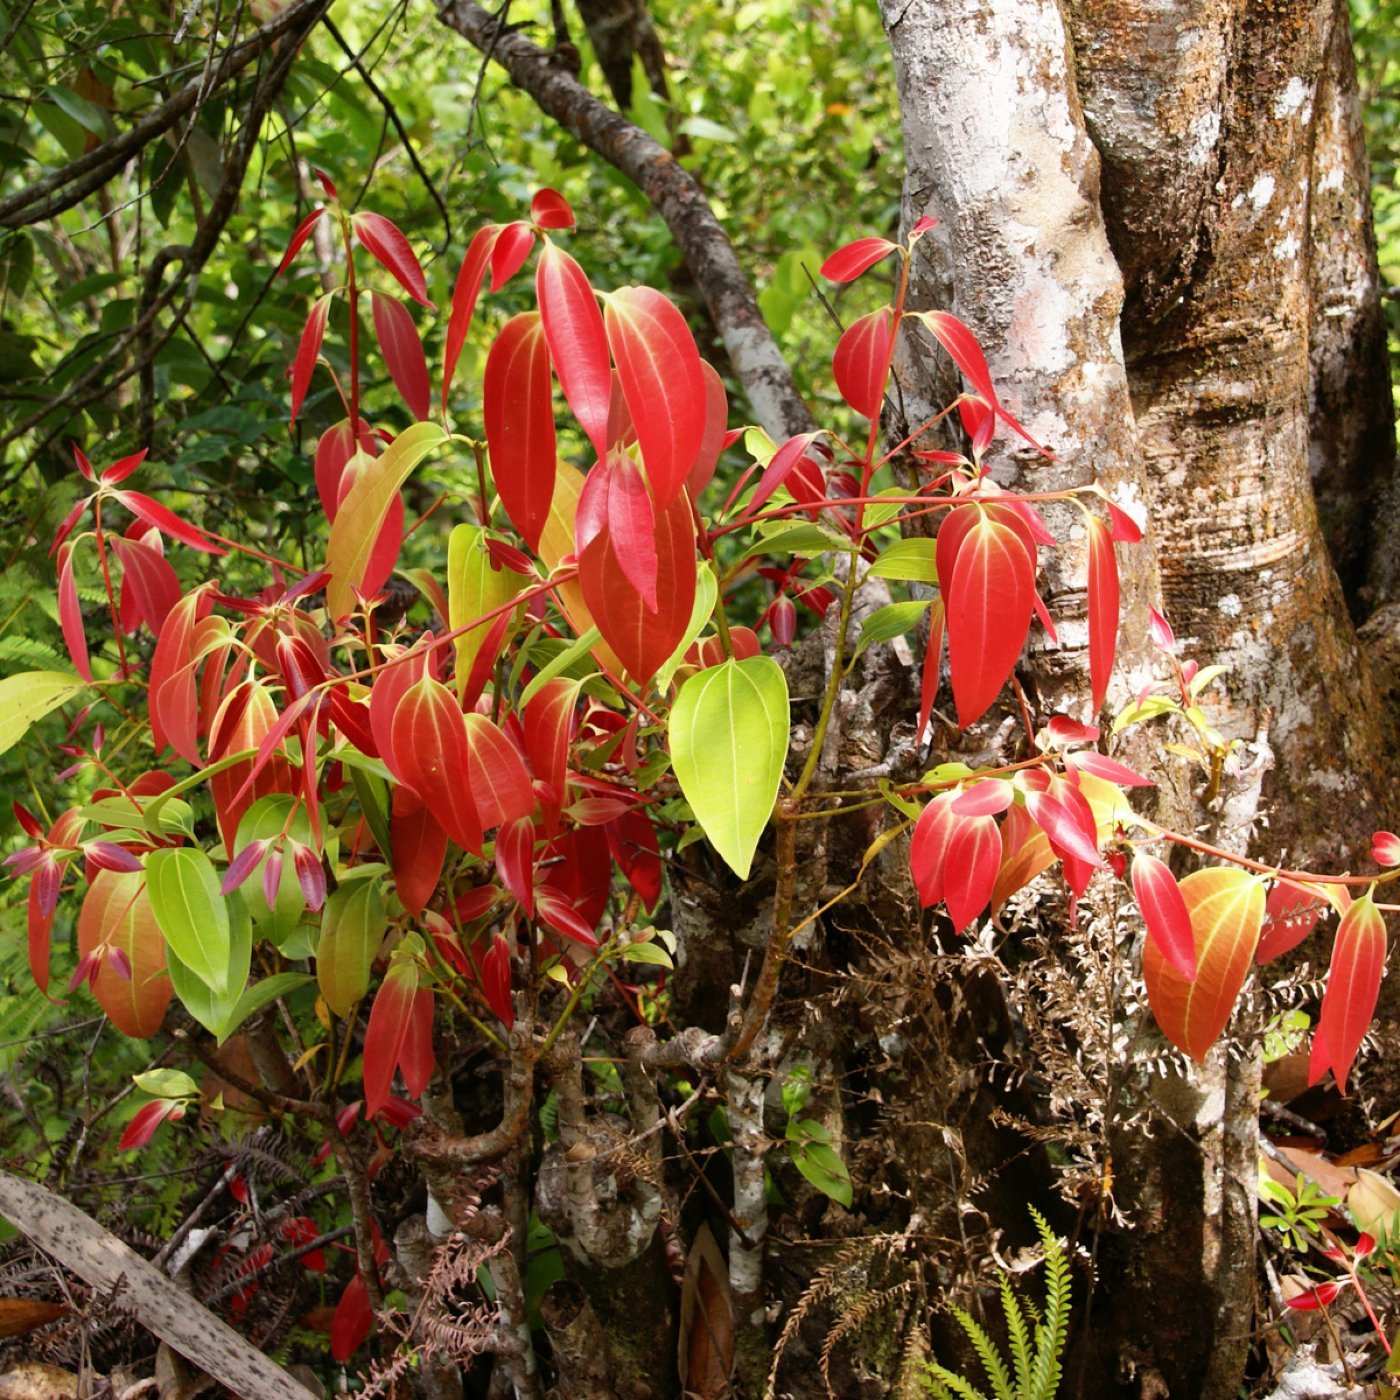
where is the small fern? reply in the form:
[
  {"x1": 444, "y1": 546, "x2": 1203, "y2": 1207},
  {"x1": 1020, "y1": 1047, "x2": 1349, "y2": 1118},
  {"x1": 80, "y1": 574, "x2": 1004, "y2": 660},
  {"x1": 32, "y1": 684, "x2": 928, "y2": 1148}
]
[{"x1": 923, "y1": 1207, "x2": 1071, "y2": 1400}]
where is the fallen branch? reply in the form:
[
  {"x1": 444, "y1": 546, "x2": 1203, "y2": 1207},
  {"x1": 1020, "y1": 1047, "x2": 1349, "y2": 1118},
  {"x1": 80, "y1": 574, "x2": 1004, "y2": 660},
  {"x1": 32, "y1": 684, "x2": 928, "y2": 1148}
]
[{"x1": 0, "y1": 1170, "x2": 313, "y2": 1400}]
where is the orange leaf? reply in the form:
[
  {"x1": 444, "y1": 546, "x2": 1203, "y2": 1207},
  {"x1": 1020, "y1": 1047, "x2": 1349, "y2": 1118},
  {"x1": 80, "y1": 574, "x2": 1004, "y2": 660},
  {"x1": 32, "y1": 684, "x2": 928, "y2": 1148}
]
[
  {"x1": 1143, "y1": 867, "x2": 1264, "y2": 1061},
  {"x1": 77, "y1": 871, "x2": 170, "y2": 1039}
]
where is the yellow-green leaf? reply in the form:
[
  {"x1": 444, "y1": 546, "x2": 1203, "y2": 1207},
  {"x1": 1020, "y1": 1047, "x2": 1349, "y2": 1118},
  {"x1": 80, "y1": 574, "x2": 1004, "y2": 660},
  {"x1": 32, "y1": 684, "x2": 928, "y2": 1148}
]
[
  {"x1": 0, "y1": 670, "x2": 85, "y2": 755},
  {"x1": 325, "y1": 421, "x2": 445, "y2": 617},
  {"x1": 670, "y1": 655, "x2": 788, "y2": 880}
]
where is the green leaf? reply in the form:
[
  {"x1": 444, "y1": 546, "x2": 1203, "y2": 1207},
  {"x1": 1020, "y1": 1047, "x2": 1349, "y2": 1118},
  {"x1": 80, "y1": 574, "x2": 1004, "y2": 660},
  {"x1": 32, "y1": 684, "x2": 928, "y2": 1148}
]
[
  {"x1": 743, "y1": 521, "x2": 849, "y2": 560},
  {"x1": 316, "y1": 873, "x2": 387, "y2": 1017},
  {"x1": 619, "y1": 940, "x2": 674, "y2": 968},
  {"x1": 670, "y1": 655, "x2": 789, "y2": 880},
  {"x1": 132, "y1": 1068, "x2": 199, "y2": 1100},
  {"x1": 349, "y1": 764, "x2": 393, "y2": 863},
  {"x1": 519, "y1": 627, "x2": 600, "y2": 706},
  {"x1": 325, "y1": 421, "x2": 446, "y2": 617},
  {"x1": 1111, "y1": 694, "x2": 1179, "y2": 733},
  {"x1": 166, "y1": 891, "x2": 252, "y2": 1037},
  {"x1": 789, "y1": 1138, "x2": 852, "y2": 1206},
  {"x1": 868, "y1": 537, "x2": 937, "y2": 582},
  {"x1": 145, "y1": 848, "x2": 233, "y2": 996},
  {"x1": 853, "y1": 599, "x2": 929, "y2": 659},
  {"x1": 0, "y1": 670, "x2": 85, "y2": 755},
  {"x1": 220, "y1": 973, "x2": 316, "y2": 1044}
]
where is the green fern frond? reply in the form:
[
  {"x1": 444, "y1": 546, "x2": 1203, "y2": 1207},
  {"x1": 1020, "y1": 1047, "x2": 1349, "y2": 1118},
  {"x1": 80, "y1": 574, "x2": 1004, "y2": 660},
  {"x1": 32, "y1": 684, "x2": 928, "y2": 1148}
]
[
  {"x1": 951, "y1": 1304, "x2": 1014, "y2": 1400},
  {"x1": 922, "y1": 1208, "x2": 1073, "y2": 1400},
  {"x1": 1027, "y1": 1207, "x2": 1071, "y2": 1399},
  {"x1": 1000, "y1": 1273, "x2": 1033, "y2": 1391},
  {"x1": 922, "y1": 1360, "x2": 991, "y2": 1400},
  {"x1": 0, "y1": 634, "x2": 64, "y2": 667}
]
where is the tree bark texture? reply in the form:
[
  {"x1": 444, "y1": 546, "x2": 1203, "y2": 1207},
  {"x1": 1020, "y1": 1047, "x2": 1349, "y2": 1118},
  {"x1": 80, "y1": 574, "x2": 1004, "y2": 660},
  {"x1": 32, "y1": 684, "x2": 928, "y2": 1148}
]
[{"x1": 1064, "y1": 0, "x2": 1398, "y2": 854}]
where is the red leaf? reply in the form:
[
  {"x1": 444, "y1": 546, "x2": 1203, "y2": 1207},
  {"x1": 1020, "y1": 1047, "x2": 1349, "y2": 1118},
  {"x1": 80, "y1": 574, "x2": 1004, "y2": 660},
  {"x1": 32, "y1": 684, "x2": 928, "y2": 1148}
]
[
  {"x1": 1086, "y1": 515, "x2": 1118, "y2": 713},
  {"x1": 120, "y1": 1098, "x2": 184, "y2": 1152},
  {"x1": 950, "y1": 780, "x2": 1014, "y2": 817},
  {"x1": 113, "y1": 489, "x2": 223, "y2": 555},
  {"x1": 606, "y1": 807, "x2": 662, "y2": 909},
  {"x1": 536, "y1": 886, "x2": 599, "y2": 948},
  {"x1": 275, "y1": 207, "x2": 326, "y2": 278},
  {"x1": 314, "y1": 418, "x2": 374, "y2": 521},
  {"x1": 1284, "y1": 1281, "x2": 1344, "y2": 1312},
  {"x1": 1148, "y1": 607, "x2": 1175, "y2": 651},
  {"x1": 531, "y1": 188, "x2": 575, "y2": 230},
  {"x1": 749, "y1": 432, "x2": 826, "y2": 515},
  {"x1": 1025, "y1": 776, "x2": 1104, "y2": 871},
  {"x1": 100, "y1": 448, "x2": 149, "y2": 486},
  {"x1": 363, "y1": 961, "x2": 428, "y2": 1118},
  {"x1": 57, "y1": 543, "x2": 91, "y2": 681},
  {"x1": 289, "y1": 294, "x2": 333, "y2": 425},
  {"x1": 918, "y1": 597, "x2": 945, "y2": 742},
  {"x1": 442, "y1": 223, "x2": 501, "y2": 410},
  {"x1": 490, "y1": 221, "x2": 536, "y2": 291},
  {"x1": 398, "y1": 985, "x2": 435, "y2": 1101},
  {"x1": 77, "y1": 870, "x2": 170, "y2": 1038},
  {"x1": 1131, "y1": 853, "x2": 1196, "y2": 980},
  {"x1": 604, "y1": 451, "x2": 659, "y2": 609},
  {"x1": 210, "y1": 681, "x2": 298, "y2": 856},
  {"x1": 832, "y1": 307, "x2": 894, "y2": 418},
  {"x1": 579, "y1": 487, "x2": 696, "y2": 685},
  {"x1": 943, "y1": 814, "x2": 1002, "y2": 934},
  {"x1": 72, "y1": 442, "x2": 95, "y2": 482},
  {"x1": 910, "y1": 792, "x2": 957, "y2": 908},
  {"x1": 27, "y1": 860, "x2": 61, "y2": 992},
  {"x1": 370, "y1": 291, "x2": 431, "y2": 421},
  {"x1": 537, "y1": 242, "x2": 611, "y2": 460},
  {"x1": 463, "y1": 714, "x2": 536, "y2": 831},
  {"x1": 390, "y1": 678, "x2": 481, "y2": 854},
  {"x1": 944, "y1": 513, "x2": 1035, "y2": 727},
  {"x1": 482, "y1": 934, "x2": 515, "y2": 1028},
  {"x1": 109, "y1": 534, "x2": 180, "y2": 636},
  {"x1": 1372, "y1": 831, "x2": 1400, "y2": 868},
  {"x1": 919, "y1": 311, "x2": 1050, "y2": 456},
  {"x1": 1064, "y1": 751, "x2": 1152, "y2": 787},
  {"x1": 390, "y1": 788, "x2": 447, "y2": 916},
  {"x1": 352, "y1": 211, "x2": 434, "y2": 309},
  {"x1": 523, "y1": 678, "x2": 576, "y2": 811},
  {"x1": 1143, "y1": 868, "x2": 1264, "y2": 1061},
  {"x1": 484, "y1": 311, "x2": 556, "y2": 550},
  {"x1": 495, "y1": 815, "x2": 537, "y2": 917},
  {"x1": 1257, "y1": 879, "x2": 1329, "y2": 964},
  {"x1": 958, "y1": 396, "x2": 994, "y2": 455},
  {"x1": 605, "y1": 286, "x2": 706, "y2": 510},
  {"x1": 1107, "y1": 500, "x2": 1144, "y2": 543},
  {"x1": 330, "y1": 1272, "x2": 373, "y2": 1361},
  {"x1": 1309, "y1": 894, "x2": 1386, "y2": 1094},
  {"x1": 148, "y1": 593, "x2": 209, "y2": 763},
  {"x1": 819, "y1": 237, "x2": 898, "y2": 283},
  {"x1": 686, "y1": 361, "x2": 730, "y2": 500}
]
